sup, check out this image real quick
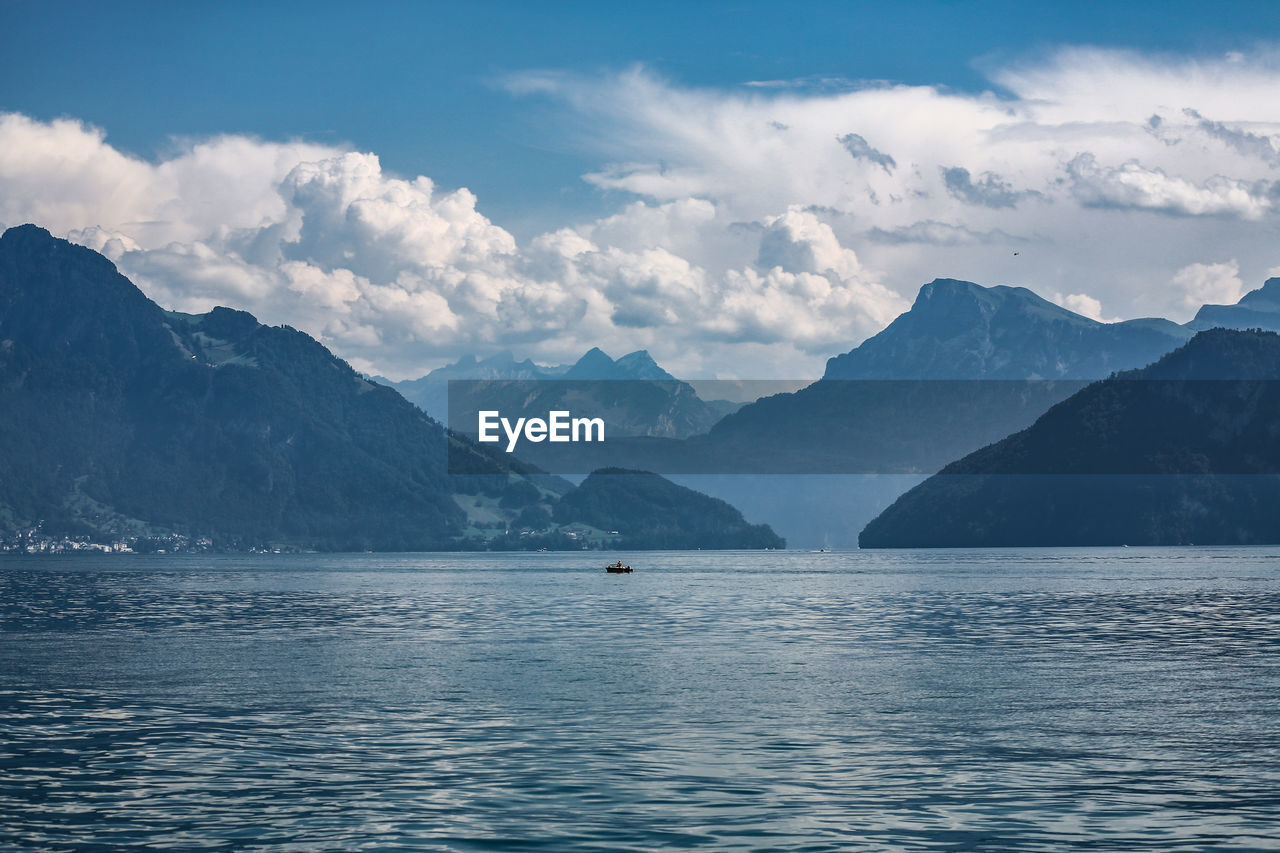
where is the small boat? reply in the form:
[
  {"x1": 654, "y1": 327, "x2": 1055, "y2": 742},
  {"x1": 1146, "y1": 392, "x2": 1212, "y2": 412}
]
[{"x1": 605, "y1": 561, "x2": 632, "y2": 573}]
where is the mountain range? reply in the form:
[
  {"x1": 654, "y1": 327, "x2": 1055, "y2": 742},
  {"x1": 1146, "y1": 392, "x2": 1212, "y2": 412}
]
[
  {"x1": 382, "y1": 348, "x2": 741, "y2": 439},
  {"x1": 8, "y1": 218, "x2": 1280, "y2": 551},
  {"x1": 693, "y1": 279, "x2": 1198, "y2": 474},
  {"x1": 516, "y1": 277, "x2": 1227, "y2": 476},
  {"x1": 0, "y1": 225, "x2": 779, "y2": 552},
  {"x1": 671, "y1": 277, "x2": 1280, "y2": 546},
  {"x1": 446, "y1": 274, "x2": 1280, "y2": 547}
]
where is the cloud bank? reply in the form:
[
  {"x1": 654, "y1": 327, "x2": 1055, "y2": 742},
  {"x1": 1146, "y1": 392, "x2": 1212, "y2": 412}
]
[
  {"x1": 6, "y1": 47, "x2": 1280, "y2": 375},
  {"x1": 0, "y1": 114, "x2": 902, "y2": 378}
]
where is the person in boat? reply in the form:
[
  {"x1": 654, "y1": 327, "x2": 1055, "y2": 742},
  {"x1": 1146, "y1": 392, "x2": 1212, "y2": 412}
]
[{"x1": 613, "y1": 560, "x2": 624, "y2": 569}]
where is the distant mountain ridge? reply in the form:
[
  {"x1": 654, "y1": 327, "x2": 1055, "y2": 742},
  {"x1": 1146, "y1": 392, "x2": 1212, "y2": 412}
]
[
  {"x1": 410, "y1": 350, "x2": 568, "y2": 382},
  {"x1": 697, "y1": 278, "x2": 1185, "y2": 476},
  {"x1": 384, "y1": 346, "x2": 675, "y2": 393},
  {"x1": 387, "y1": 347, "x2": 739, "y2": 439},
  {"x1": 824, "y1": 278, "x2": 1192, "y2": 380},
  {"x1": 564, "y1": 347, "x2": 678, "y2": 381},
  {"x1": 707, "y1": 278, "x2": 1205, "y2": 472},
  {"x1": 1189, "y1": 277, "x2": 1280, "y2": 333}
]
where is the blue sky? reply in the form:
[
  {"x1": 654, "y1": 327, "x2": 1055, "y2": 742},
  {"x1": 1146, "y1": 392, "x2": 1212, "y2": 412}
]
[
  {"x1": 6, "y1": 1, "x2": 1280, "y2": 378},
  {"x1": 9, "y1": 0, "x2": 1280, "y2": 234}
]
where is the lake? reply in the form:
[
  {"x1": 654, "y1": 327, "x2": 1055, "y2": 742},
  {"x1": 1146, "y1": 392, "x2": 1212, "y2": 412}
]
[{"x1": 3, "y1": 549, "x2": 1280, "y2": 850}]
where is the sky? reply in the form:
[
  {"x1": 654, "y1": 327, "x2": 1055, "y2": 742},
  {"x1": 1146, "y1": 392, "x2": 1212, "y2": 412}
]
[{"x1": 6, "y1": 0, "x2": 1280, "y2": 378}]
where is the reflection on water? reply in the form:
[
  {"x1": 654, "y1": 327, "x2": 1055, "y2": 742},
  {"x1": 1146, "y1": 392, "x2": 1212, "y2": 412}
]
[{"x1": 3, "y1": 549, "x2": 1280, "y2": 850}]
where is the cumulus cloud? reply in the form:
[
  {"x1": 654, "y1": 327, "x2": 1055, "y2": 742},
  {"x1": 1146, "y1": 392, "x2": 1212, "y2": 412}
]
[
  {"x1": 0, "y1": 113, "x2": 337, "y2": 246},
  {"x1": 504, "y1": 49, "x2": 1280, "y2": 329},
  {"x1": 746, "y1": 207, "x2": 907, "y2": 342},
  {"x1": 1066, "y1": 153, "x2": 1273, "y2": 218},
  {"x1": 10, "y1": 46, "x2": 1280, "y2": 379},
  {"x1": 0, "y1": 113, "x2": 909, "y2": 378},
  {"x1": 1050, "y1": 291, "x2": 1118, "y2": 323},
  {"x1": 1169, "y1": 260, "x2": 1245, "y2": 316}
]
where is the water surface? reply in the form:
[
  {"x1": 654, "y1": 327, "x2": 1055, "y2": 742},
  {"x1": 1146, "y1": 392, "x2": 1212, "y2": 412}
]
[{"x1": 3, "y1": 549, "x2": 1280, "y2": 850}]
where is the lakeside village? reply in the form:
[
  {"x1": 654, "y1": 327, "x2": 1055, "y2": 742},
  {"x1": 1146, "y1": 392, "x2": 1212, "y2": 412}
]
[
  {"x1": 1, "y1": 521, "x2": 621, "y2": 555},
  {"x1": 1, "y1": 524, "x2": 219, "y2": 554}
]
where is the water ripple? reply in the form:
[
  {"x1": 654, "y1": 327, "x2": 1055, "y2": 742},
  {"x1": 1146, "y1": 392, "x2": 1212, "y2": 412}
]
[{"x1": 3, "y1": 549, "x2": 1280, "y2": 850}]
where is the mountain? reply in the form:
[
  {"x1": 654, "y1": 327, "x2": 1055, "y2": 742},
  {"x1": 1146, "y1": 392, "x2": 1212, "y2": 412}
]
[
  {"x1": 394, "y1": 347, "x2": 739, "y2": 439},
  {"x1": 563, "y1": 346, "x2": 625, "y2": 379},
  {"x1": 392, "y1": 350, "x2": 564, "y2": 384},
  {"x1": 0, "y1": 225, "x2": 563, "y2": 550},
  {"x1": 859, "y1": 328, "x2": 1280, "y2": 547},
  {"x1": 373, "y1": 351, "x2": 564, "y2": 426},
  {"x1": 640, "y1": 279, "x2": 1206, "y2": 548},
  {"x1": 0, "y1": 225, "x2": 774, "y2": 552},
  {"x1": 563, "y1": 347, "x2": 675, "y2": 381},
  {"x1": 709, "y1": 279, "x2": 1197, "y2": 473},
  {"x1": 1188, "y1": 277, "x2": 1280, "y2": 332},
  {"x1": 497, "y1": 278, "x2": 1204, "y2": 547},
  {"x1": 486, "y1": 277, "x2": 1280, "y2": 547},
  {"x1": 824, "y1": 278, "x2": 1192, "y2": 380},
  {"x1": 505, "y1": 277, "x2": 1280, "y2": 547},
  {"x1": 554, "y1": 468, "x2": 784, "y2": 550}
]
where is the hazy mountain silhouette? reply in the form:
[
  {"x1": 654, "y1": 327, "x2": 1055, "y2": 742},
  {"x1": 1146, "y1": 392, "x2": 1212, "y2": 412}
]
[
  {"x1": 389, "y1": 347, "x2": 739, "y2": 439},
  {"x1": 1188, "y1": 277, "x2": 1280, "y2": 333}
]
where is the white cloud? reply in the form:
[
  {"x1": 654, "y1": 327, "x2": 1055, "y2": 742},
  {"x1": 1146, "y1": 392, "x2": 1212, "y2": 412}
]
[
  {"x1": 507, "y1": 49, "x2": 1280, "y2": 327},
  {"x1": 9, "y1": 46, "x2": 1280, "y2": 379},
  {"x1": 0, "y1": 113, "x2": 905, "y2": 378},
  {"x1": 279, "y1": 152, "x2": 518, "y2": 277},
  {"x1": 865, "y1": 220, "x2": 1013, "y2": 245},
  {"x1": 1066, "y1": 153, "x2": 1272, "y2": 218},
  {"x1": 1050, "y1": 291, "x2": 1118, "y2": 323},
  {"x1": 0, "y1": 114, "x2": 338, "y2": 247},
  {"x1": 1169, "y1": 260, "x2": 1245, "y2": 317}
]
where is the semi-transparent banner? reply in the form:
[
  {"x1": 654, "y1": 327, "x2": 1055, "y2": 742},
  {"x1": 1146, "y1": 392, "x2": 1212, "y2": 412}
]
[{"x1": 439, "y1": 378, "x2": 1280, "y2": 475}]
